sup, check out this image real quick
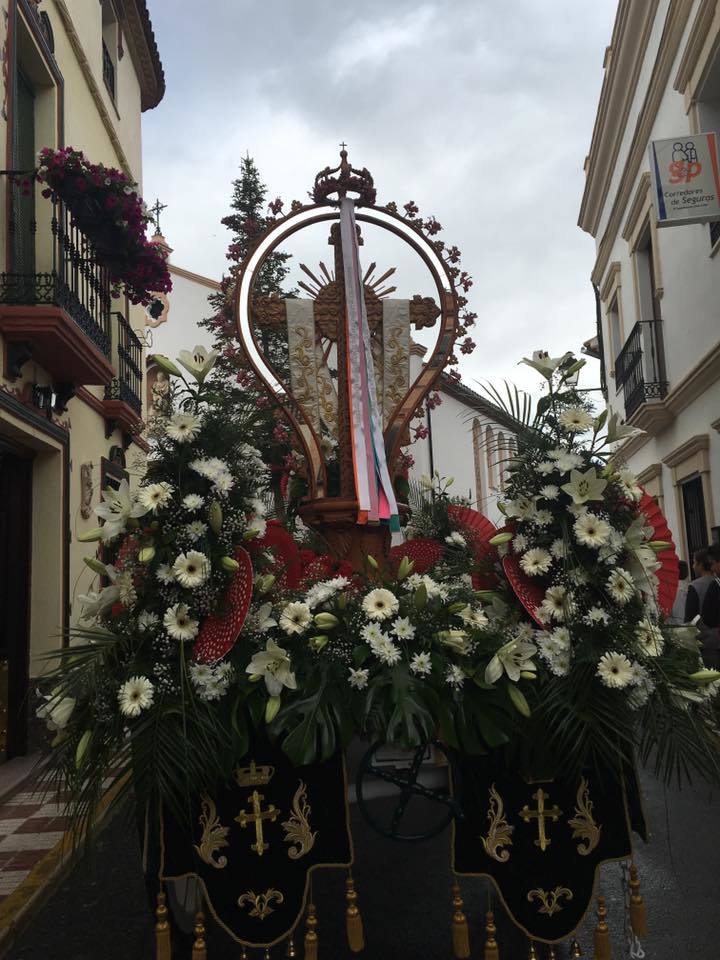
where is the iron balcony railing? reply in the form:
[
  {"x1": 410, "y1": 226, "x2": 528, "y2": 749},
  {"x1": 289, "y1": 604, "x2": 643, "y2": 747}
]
[
  {"x1": 102, "y1": 40, "x2": 115, "y2": 99},
  {"x1": 105, "y1": 312, "x2": 143, "y2": 414},
  {"x1": 614, "y1": 319, "x2": 667, "y2": 419},
  {"x1": 1, "y1": 175, "x2": 112, "y2": 357}
]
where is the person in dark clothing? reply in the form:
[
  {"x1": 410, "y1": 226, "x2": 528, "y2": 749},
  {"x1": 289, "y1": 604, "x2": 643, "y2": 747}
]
[
  {"x1": 686, "y1": 548, "x2": 720, "y2": 668},
  {"x1": 703, "y1": 543, "x2": 720, "y2": 630},
  {"x1": 670, "y1": 560, "x2": 690, "y2": 622}
]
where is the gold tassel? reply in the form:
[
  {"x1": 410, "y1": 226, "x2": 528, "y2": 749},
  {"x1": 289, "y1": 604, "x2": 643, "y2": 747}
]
[
  {"x1": 192, "y1": 911, "x2": 207, "y2": 960},
  {"x1": 593, "y1": 897, "x2": 612, "y2": 960},
  {"x1": 629, "y1": 862, "x2": 648, "y2": 938},
  {"x1": 345, "y1": 874, "x2": 365, "y2": 953},
  {"x1": 571, "y1": 938, "x2": 583, "y2": 957},
  {"x1": 548, "y1": 948, "x2": 557, "y2": 960},
  {"x1": 285, "y1": 937, "x2": 297, "y2": 958},
  {"x1": 484, "y1": 910, "x2": 499, "y2": 960},
  {"x1": 451, "y1": 883, "x2": 471, "y2": 959},
  {"x1": 527, "y1": 941, "x2": 538, "y2": 959},
  {"x1": 304, "y1": 901, "x2": 319, "y2": 960},
  {"x1": 155, "y1": 890, "x2": 172, "y2": 960}
]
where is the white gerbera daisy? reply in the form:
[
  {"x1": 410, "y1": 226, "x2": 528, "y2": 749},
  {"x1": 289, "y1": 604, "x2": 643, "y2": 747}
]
[
  {"x1": 362, "y1": 588, "x2": 399, "y2": 621},
  {"x1": 279, "y1": 601, "x2": 312, "y2": 635},
  {"x1": 184, "y1": 520, "x2": 208, "y2": 542},
  {"x1": 596, "y1": 651, "x2": 634, "y2": 688},
  {"x1": 410, "y1": 652, "x2": 433, "y2": 676},
  {"x1": 574, "y1": 512, "x2": 611, "y2": 549},
  {"x1": 635, "y1": 619, "x2": 665, "y2": 657},
  {"x1": 117, "y1": 676, "x2": 154, "y2": 717},
  {"x1": 392, "y1": 617, "x2": 416, "y2": 640},
  {"x1": 539, "y1": 484, "x2": 560, "y2": 501},
  {"x1": 519, "y1": 548, "x2": 552, "y2": 577},
  {"x1": 156, "y1": 563, "x2": 174, "y2": 585},
  {"x1": 139, "y1": 482, "x2": 174, "y2": 513},
  {"x1": 445, "y1": 664, "x2": 466, "y2": 688},
  {"x1": 163, "y1": 603, "x2": 199, "y2": 641},
  {"x1": 348, "y1": 668, "x2": 370, "y2": 690},
  {"x1": 172, "y1": 550, "x2": 210, "y2": 589},
  {"x1": 559, "y1": 407, "x2": 594, "y2": 433},
  {"x1": 182, "y1": 493, "x2": 204, "y2": 510},
  {"x1": 166, "y1": 413, "x2": 202, "y2": 443},
  {"x1": 607, "y1": 569, "x2": 635, "y2": 605},
  {"x1": 540, "y1": 585, "x2": 569, "y2": 623}
]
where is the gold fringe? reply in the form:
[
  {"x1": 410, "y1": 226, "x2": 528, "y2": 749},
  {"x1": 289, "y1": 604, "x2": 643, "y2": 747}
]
[
  {"x1": 451, "y1": 883, "x2": 471, "y2": 959},
  {"x1": 345, "y1": 874, "x2": 365, "y2": 953},
  {"x1": 155, "y1": 890, "x2": 172, "y2": 960},
  {"x1": 304, "y1": 901, "x2": 319, "y2": 960},
  {"x1": 629, "y1": 862, "x2": 648, "y2": 938},
  {"x1": 527, "y1": 941, "x2": 538, "y2": 959},
  {"x1": 285, "y1": 936, "x2": 297, "y2": 957},
  {"x1": 192, "y1": 911, "x2": 207, "y2": 960},
  {"x1": 593, "y1": 897, "x2": 612, "y2": 960},
  {"x1": 484, "y1": 910, "x2": 499, "y2": 960},
  {"x1": 570, "y1": 938, "x2": 583, "y2": 958},
  {"x1": 548, "y1": 948, "x2": 557, "y2": 960}
]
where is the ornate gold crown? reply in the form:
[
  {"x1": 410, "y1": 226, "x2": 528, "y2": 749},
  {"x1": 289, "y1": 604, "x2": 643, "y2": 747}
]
[
  {"x1": 235, "y1": 760, "x2": 275, "y2": 787},
  {"x1": 313, "y1": 147, "x2": 376, "y2": 207}
]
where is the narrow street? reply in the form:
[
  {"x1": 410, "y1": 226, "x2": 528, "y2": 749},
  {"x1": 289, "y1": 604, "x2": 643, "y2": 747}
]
[{"x1": 6, "y1": 769, "x2": 719, "y2": 959}]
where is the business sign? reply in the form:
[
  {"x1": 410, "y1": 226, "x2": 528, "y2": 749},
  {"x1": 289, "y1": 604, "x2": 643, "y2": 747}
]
[{"x1": 649, "y1": 132, "x2": 720, "y2": 226}]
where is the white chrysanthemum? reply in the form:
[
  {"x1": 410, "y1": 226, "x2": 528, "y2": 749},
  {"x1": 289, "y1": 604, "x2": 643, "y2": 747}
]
[
  {"x1": 348, "y1": 668, "x2": 369, "y2": 690},
  {"x1": 445, "y1": 664, "x2": 466, "y2": 688},
  {"x1": 514, "y1": 623, "x2": 536, "y2": 643},
  {"x1": 279, "y1": 602, "x2": 312, "y2": 635},
  {"x1": 190, "y1": 457, "x2": 229, "y2": 480},
  {"x1": 635, "y1": 619, "x2": 665, "y2": 657},
  {"x1": 166, "y1": 413, "x2": 202, "y2": 443},
  {"x1": 513, "y1": 533, "x2": 529, "y2": 552},
  {"x1": 550, "y1": 450, "x2": 583, "y2": 473},
  {"x1": 392, "y1": 616, "x2": 416, "y2": 640},
  {"x1": 519, "y1": 548, "x2": 552, "y2": 577},
  {"x1": 410, "y1": 652, "x2": 432, "y2": 676},
  {"x1": 163, "y1": 603, "x2": 199, "y2": 641},
  {"x1": 246, "y1": 515, "x2": 267, "y2": 538},
  {"x1": 539, "y1": 484, "x2": 560, "y2": 501},
  {"x1": 574, "y1": 512, "x2": 611, "y2": 549},
  {"x1": 156, "y1": 563, "x2": 175, "y2": 585},
  {"x1": 172, "y1": 550, "x2": 210, "y2": 589},
  {"x1": 305, "y1": 583, "x2": 336, "y2": 610},
  {"x1": 550, "y1": 538, "x2": 568, "y2": 560},
  {"x1": 549, "y1": 626, "x2": 571, "y2": 652},
  {"x1": 138, "y1": 482, "x2": 174, "y2": 513},
  {"x1": 530, "y1": 509, "x2": 553, "y2": 528},
  {"x1": 118, "y1": 676, "x2": 154, "y2": 717},
  {"x1": 190, "y1": 663, "x2": 213, "y2": 685},
  {"x1": 559, "y1": 407, "x2": 594, "y2": 433},
  {"x1": 445, "y1": 531, "x2": 467, "y2": 547},
  {"x1": 596, "y1": 652, "x2": 634, "y2": 689},
  {"x1": 361, "y1": 622, "x2": 384, "y2": 644},
  {"x1": 369, "y1": 634, "x2": 401, "y2": 665},
  {"x1": 115, "y1": 570, "x2": 137, "y2": 607},
  {"x1": 212, "y1": 472, "x2": 235, "y2": 496},
  {"x1": 182, "y1": 493, "x2": 204, "y2": 510},
  {"x1": 458, "y1": 605, "x2": 489, "y2": 629},
  {"x1": 362, "y1": 588, "x2": 399, "y2": 621},
  {"x1": 549, "y1": 653, "x2": 571, "y2": 677},
  {"x1": 585, "y1": 606, "x2": 610, "y2": 625},
  {"x1": 607, "y1": 569, "x2": 635, "y2": 605},
  {"x1": 184, "y1": 520, "x2": 208, "y2": 542},
  {"x1": 538, "y1": 461, "x2": 556, "y2": 475},
  {"x1": 137, "y1": 611, "x2": 160, "y2": 632}
]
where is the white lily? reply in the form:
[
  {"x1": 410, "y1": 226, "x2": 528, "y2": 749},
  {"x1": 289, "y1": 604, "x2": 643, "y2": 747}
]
[
  {"x1": 521, "y1": 350, "x2": 570, "y2": 380},
  {"x1": 606, "y1": 411, "x2": 645, "y2": 444},
  {"x1": 177, "y1": 345, "x2": 219, "y2": 383},
  {"x1": 94, "y1": 478, "x2": 148, "y2": 540},
  {"x1": 36, "y1": 688, "x2": 76, "y2": 730},
  {"x1": 485, "y1": 638, "x2": 537, "y2": 684},
  {"x1": 246, "y1": 639, "x2": 297, "y2": 697},
  {"x1": 561, "y1": 468, "x2": 607, "y2": 505}
]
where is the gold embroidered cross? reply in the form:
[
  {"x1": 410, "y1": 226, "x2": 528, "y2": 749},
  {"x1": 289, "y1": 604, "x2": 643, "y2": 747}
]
[
  {"x1": 235, "y1": 790, "x2": 279, "y2": 857},
  {"x1": 519, "y1": 788, "x2": 562, "y2": 852}
]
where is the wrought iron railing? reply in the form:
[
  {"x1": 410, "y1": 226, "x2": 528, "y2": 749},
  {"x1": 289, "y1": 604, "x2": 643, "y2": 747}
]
[
  {"x1": 0, "y1": 175, "x2": 112, "y2": 357},
  {"x1": 614, "y1": 320, "x2": 667, "y2": 419},
  {"x1": 105, "y1": 312, "x2": 142, "y2": 414},
  {"x1": 102, "y1": 40, "x2": 115, "y2": 99}
]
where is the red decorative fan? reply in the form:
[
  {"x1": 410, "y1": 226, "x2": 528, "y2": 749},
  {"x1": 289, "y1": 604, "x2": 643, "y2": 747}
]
[
  {"x1": 193, "y1": 547, "x2": 254, "y2": 664},
  {"x1": 639, "y1": 492, "x2": 680, "y2": 616},
  {"x1": 447, "y1": 504, "x2": 499, "y2": 589},
  {"x1": 502, "y1": 552, "x2": 546, "y2": 628},
  {"x1": 249, "y1": 519, "x2": 302, "y2": 589},
  {"x1": 389, "y1": 538, "x2": 445, "y2": 574}
]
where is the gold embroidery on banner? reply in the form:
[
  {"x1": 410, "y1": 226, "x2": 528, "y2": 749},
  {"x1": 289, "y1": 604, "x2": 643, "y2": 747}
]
[
  {"x1": 519, "y1": 788, "x2": 562, "y2": 852},
  {"x1": 480, "y1": 784, "x2": 514, "y2": 863},
  {"x1": 527, "y1": 886, "x2": 573, "y2": 917},
  {"x1": 281, "y1": 780, "x2": 318, "y2": 860},
  {"x1": 238, "y1": 888, "x2": 284, "y2": 921},
  {"x1": 288, "y1": 322, "x2": 320, "y2": 431},
  {"x1": 567, "y1": 777, "x2": 601, "y2": 856},
  {"x1": 235, "y1": 760, "x2": 274, "y2": 787},
  {"x1": 235, "y1": 790, "x2": 280, "y2": 857},
  {"x1": 194, "y1": 795, "x2": 229, "y2": 870}
]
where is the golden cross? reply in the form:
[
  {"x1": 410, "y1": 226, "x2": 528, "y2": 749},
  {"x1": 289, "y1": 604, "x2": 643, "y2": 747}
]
[
  {"x1": 235, "y1": 790, "x2": 279, "y2": 857},
  {"x1": 519, "y1": 788, "x2": 562, "y2": 852}
]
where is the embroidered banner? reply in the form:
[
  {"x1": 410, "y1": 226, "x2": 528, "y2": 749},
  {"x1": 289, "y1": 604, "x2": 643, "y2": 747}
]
[
  {"x1": 381, "y1": 299, "x2": 410, "y2": 428},
  {"x1": 286, "y1": 299, "x2": 320, "y2": 432}
]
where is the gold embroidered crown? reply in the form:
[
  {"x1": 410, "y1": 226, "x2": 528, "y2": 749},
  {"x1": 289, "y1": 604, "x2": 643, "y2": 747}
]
[
  {"x1": 313, "y1": 147, "x2": 376, "y2": 207},
  {"x1": 235, "y1": 760, "x2": 275, "y2": 787}
]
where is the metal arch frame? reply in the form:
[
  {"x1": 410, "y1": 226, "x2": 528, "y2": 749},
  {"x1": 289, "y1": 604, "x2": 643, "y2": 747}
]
[{"x1": 234, "y1": 202, "x2": 459, "y2": 499}]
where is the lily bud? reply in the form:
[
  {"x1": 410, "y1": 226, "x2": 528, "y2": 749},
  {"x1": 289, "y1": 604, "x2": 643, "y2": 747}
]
[
  {"x1": 414, "y1": 583, "x2": 428, "y2": 609},
  {"x1": 243, "y1": 528, "x2": 261, "y2": 541},
  {"x1": 448, "y1": 602, "x2": 467, "y2": 614},
  {"x1": 138, "y1": 546, "x2": 155, "y2": 564},
  {"x1": 221, "y1": 556, "x2": 240, "y2": 572},
  {"x1": 563, "y1": 358, "x2": 586, "y2": 378},
  {"x1": 309, "y1": 635, "x2": 329, "y2": 651},
  {"x1": 265, "y1": 695, "x2": 281, "y2": 724},
  {"x1": 84, "y1": 556, "x2": 108, "y2": 576},
  {"x1": 507, "y1": 684, "x2": 531, "y2": 718},
  {"x1": 649, "y1": 540, "x2": 671, "y2": 552},
  {"x1": 77, "y1": 527, "x2": 104, "y2": 543},
  {"x1": 75, "y1": 729, "x2": 92, "y2": 768},
  {"x1": 256, "y1": 574, "x2": 276, "y2": 594},
  {"x1": 520, "y1": 670, "x2": 537, "y2": 680},
  {"x1": 314, "y1": 612, "x2": 339, "y2": 630},
  {"x1": 474, "y1": 590, "x2": 498, "y2": 602},
  {"x1": 208, "y1": 500, "x2": 223, "y2": 535},
  {"x1": 397, "y1": 556, "x2": 415, "y2": 580},
  {"x1": 445, "y1": 476, "x2": 455, "y2": 487},
  {"x1": 489, "y1": 532, "x2": 513, "y2": 546},
  {"x1": 152, "y1": 354, "x2": 183, "y2": 377},
  {"x1": 689, "y1": 669, "x2": 720, "y2": 683},
  {"x1": 336, "y1": 594, "x2": 347, "y2": 610},
  {"x1": 366, "y1": 555, "x2": 379, "y2": 571},
  {"x1": 497, "y1": 502, "x2": 508, "y2": 516},
  {"x1": 249, "y1": 673, "x2": 264, "y2": 683}
]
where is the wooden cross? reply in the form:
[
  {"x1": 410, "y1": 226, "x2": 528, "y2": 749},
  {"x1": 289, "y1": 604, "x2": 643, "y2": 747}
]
[
  {"x1": 519, "y1": 788, "x2": 562, "y2": 852},
  {"x1": 235, "y1": 790, "x2": 279, "y2": 857}
]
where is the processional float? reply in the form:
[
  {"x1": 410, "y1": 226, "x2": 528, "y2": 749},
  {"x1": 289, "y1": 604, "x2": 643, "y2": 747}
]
[{"x1": 145, "y1": 151, "x2": 668, "y2": 958}]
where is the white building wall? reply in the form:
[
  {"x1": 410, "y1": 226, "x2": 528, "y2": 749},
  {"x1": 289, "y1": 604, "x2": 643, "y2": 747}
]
[{"x1": 148, "y1": 266, "x2": 217, "y2": 361}]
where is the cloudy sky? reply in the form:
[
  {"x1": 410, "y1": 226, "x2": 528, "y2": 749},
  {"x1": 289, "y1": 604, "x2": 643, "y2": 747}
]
[{"x1": 142, "y1": 0, "x2": 618, "y2": 394}]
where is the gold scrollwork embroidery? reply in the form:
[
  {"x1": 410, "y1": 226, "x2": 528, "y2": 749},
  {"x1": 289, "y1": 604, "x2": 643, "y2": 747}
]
[
  {"x1": 480, "y1": 784, "x2": 514, "y2": 863},
  {"x1": 567, "y1": 776, "x2": 601, "y2": 856},
  {"x1": 281, "y1": 780, "x2": 318, "y2": 860},
  {"x1": 194, "y1": 795, "x2": 229, "y2": 870},
  {"x1": 238, "y1": 888, "x2": 285, "y2": 921},
  {"x1": 527, "y1": 886, "x2": 573, "y2": 917}
]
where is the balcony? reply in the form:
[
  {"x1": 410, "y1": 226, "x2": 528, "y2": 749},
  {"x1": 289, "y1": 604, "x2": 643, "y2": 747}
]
[
  {"x1": 0, "y1": 176, "x2": 115, "y2": 385},
  {"x1": 614, "y1": 320, "x2": 670, "y2": 430},
  {"x1": 103, "y1": 312, "x2": 143, "y2": 437}
]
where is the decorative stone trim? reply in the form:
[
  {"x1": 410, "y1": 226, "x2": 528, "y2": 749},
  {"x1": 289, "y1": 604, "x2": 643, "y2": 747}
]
[
  {"x1": 662, "y1": 433, "x2": 709, "y2": 471},
  {"x1": 673, "y1": 0, "x2": 719, "y2": 101}
]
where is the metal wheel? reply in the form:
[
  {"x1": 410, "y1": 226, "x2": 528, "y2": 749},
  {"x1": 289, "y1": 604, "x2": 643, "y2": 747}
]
[{"x1": 355, "y1": 741, "x2": 462, "y2": 842}]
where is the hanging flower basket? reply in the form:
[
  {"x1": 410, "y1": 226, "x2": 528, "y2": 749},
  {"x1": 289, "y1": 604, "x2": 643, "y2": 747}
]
[{"x1": 35, "y1": 146, "x2": 172, "y2": 306}]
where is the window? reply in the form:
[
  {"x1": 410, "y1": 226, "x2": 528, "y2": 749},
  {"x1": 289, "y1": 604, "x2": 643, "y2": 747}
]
[
  {"x1": 711, "y1": 220, "x2": 720, "y2": 248},
  {"x1": 681, "y1": 476, "x2": 708, "y2": 560},
  {"x1": 634, "y1": 226, "x2": 658, "y2": 325},
  {"x1": 472, "y1": 419, "x2": 483, "y2": 508},
  {"x1": 101, "y1": 1, "x2": 118, "y2": 101},
  {"x1": 496, "y1": 431, "x2": 506, "y2": 490},
  {"x1": 607, "y1": 294, "x2": 622, "y2": 372},
  {"x1": 485, "y1": 426, "x2": 495, "y2": 490}
]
